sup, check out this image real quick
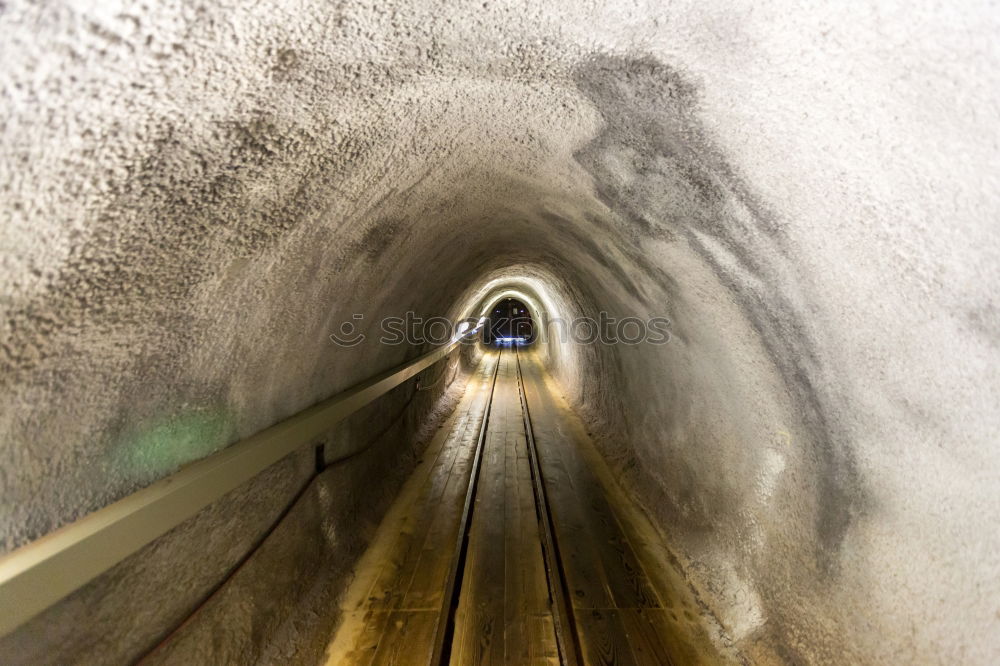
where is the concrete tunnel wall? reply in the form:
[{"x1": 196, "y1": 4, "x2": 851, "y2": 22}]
[{"x1": 1, "y1": 0, "x2": 999, "y2": 663}]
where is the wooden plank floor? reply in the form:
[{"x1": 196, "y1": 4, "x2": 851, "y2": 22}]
[
  {"x1": 449, "y1": 351, "x2": 558, "y2": 665},
  {"x1": 518, "y1": 351, "x2": 722, "y2": 666},
  {"x1": 324, "y1": 348, "x2": 724, "y2": 666},
  {"x1": 323, "y1": 352, "x2": 500, "y2": 666}
]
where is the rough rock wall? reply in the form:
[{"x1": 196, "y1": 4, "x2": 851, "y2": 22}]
[
  {"x1": 0, "y1": 350, "x2": 472, "y2": 665},
  {"x1": 2, "y1": 0, "x2": 999, "y2": 664}
]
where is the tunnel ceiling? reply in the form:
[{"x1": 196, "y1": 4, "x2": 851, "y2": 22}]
[{"x1": 2, "y1": 1, "x2": 1000, "y2": 664}]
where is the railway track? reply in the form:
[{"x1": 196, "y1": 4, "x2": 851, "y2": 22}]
[
  {"x1": 326, "y1": 347, "x2": 692, "y2": 666},
  {"x1": 432, "y1": 346, "x2": 580, "y2": 665}
]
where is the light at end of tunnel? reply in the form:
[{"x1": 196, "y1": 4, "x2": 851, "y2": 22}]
[
  {"x1": 496, "y1": 337, "x2": 526, "y2": 345},
  {"x1": 453, "y1": 319, "x2": 484, "y2": 342}
]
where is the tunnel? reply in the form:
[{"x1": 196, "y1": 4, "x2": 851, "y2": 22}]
[{"x1": 1, "y1": 1, "x2": 999, "y2": 664}]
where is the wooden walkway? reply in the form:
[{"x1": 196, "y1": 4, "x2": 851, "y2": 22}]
[{"x1": 323, "y1": 349, "x2": 720, "y2": 666}]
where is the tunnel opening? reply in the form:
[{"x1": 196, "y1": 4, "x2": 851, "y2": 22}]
[{"x1": 483, "y1": 296, "x2": 535, "y2": 346}]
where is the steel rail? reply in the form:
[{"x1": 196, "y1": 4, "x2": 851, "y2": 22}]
[
  {"x1": 515, "y1": 346, "x2": 582, "y2": 665},
  {"x1": 430, "y1": 349, "x2": 501, "y2": 666},
  {"x1": 0, "y1": 329, "x2": 481, "y2": 637}
]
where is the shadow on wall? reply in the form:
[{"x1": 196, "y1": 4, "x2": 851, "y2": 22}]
[
  {"x1": 566, "y1": 53, "x2": 874, "y2": 663},
  {"x1": 574, "y1": 52, "x2": 868, "y2": 569}
]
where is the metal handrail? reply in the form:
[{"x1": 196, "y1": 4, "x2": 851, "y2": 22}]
[{"x1": 0, "y1": 328, "x2": 480, "y2": 637}]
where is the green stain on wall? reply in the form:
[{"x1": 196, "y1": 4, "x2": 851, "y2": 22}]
[{"x1": 113, "y1": 408, "x2": 234, "y2": 481}]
